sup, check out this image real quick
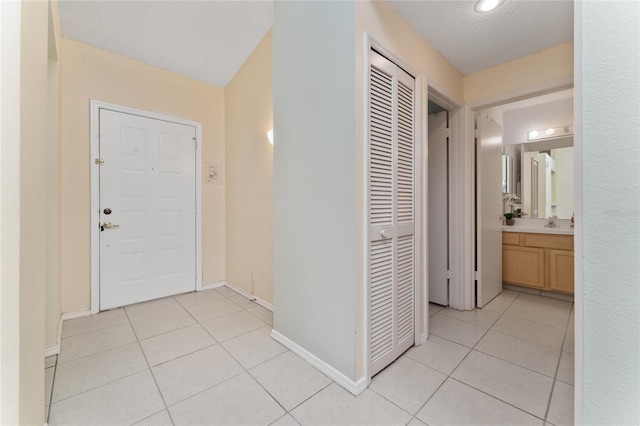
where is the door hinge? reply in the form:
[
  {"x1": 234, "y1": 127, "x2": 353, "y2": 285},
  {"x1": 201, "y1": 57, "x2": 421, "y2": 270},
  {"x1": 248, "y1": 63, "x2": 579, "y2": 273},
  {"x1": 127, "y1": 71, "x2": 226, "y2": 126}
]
[
  {"x1": 474, "y1": 129, "x2": 479, "y2": 138},
  {"x1": 445, "y1": 128, "x2": 452, "y2": 138},
  {"x1": 193, "y1": 137, "x2": 197, "y2": 149},
  {"x1": 95, "y1": 158, "x2": 104, "y2": 165},
  {"x1": 447, "y1": 270, "x2": 452, "y2": 279},
  {"x1": 474, "y1": 271, "x2": 480, "y2": 280}
]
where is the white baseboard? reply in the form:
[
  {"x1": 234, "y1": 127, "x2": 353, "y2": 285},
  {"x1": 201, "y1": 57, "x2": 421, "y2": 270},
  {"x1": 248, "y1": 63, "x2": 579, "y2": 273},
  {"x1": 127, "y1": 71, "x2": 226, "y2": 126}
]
[
  {"x1": 61, "y1": 310, "x2": 91, "y2": 321},
  {"x1": 45, "y1": 310, "x2": 91, "y2": 359},
  {"x1": 202, "y1": 281, "x2": 226, "y2": 290},
  {"x1": 44, "y1": 345, "x2": 60, "y2": 357},
  {"x1": 270, "y1": 329, "x2": 368, "y2": 396},
  {"x1": 224, "y1": 281, "x2": 274, "y2": 312}
]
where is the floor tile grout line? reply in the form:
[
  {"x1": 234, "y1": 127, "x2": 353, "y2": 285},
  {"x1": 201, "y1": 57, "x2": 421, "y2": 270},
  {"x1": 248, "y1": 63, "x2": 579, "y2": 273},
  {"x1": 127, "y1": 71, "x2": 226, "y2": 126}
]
[
  {"x1": 160, "y1": 367, "x2": 248, "y2": 410},
  {"x1": 448, "y1": 376, "x2": 548, "y2": 422},
  {"x1": 57, "y1": 313, "x2": 158, "y2": 411},
  {"x1": 499, "y1": 310, "x2": 572, "y2": 331},
  {"x1": 367, "y1": 385, "x2": 421, "y2": 419},
  {"x1": 282, "y1": 381, "x2": 334, "y2": 419},
  {"x1": 244, "y1": 365, "x2": 291, "y2": 415},
  {"x1": 125, "y1": 304, "x2": 185, "y2": 324},
  {"x1": 123, "y1": 306, "x2": 177, "y2": 426},
  {"x1": 464, "y1": 346, "x2": 559, "y2": 382},
  {"x1": 418, "y1": 290, "x2": 572, "y2": 424},
  {"x1": 542, "y1": 300, "x2": 575, "y2": 424},
  {"x1": 60, "y1": 319, "x2": 131, "y2": 340},
  {"x1": 186, "y1": 289, "x2": 319, "y2": 420},
  {"x1": 60, "y1": 315, "x2": 130, "y2": 337},
  {"x1": 436, "y1": 308, "x2": 502, "y2": 329},
  {"x1": 51, "y1": 289, "x2": 266, "y2": 424},
  {"x1": 45, "y1": 362, "x2": 56, "y2": 423},
  {"x1": 464, "y1": 290, "x2": 555, "y2": 421},
  {"x1": 460, "y1": 293, "x2": 543, "y2": 418},
  {"x1": 129, "y1": 408, "x2": 173, "y2": 426},
  {"x1": 49, "y1": 357, "x2": 153, "y2": 405},
  {"x1": 135, "y1": 320, "x2": 199, "y2": 342},
  {"x1": 419, "y1": 291, "x2": 551, "y2": 421},
  {"x1": 56, "y1": 335, "x2": 138, "y2": 367},
  {"x1": 173, "y1": 291, "x2": 230, "y2": 309}
]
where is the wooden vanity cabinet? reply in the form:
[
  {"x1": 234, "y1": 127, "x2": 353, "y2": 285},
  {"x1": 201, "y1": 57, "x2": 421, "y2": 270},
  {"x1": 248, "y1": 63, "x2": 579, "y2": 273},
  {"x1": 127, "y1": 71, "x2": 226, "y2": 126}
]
[{"x1": 502, "y1": 232, "x2": 574, "y2": 294}]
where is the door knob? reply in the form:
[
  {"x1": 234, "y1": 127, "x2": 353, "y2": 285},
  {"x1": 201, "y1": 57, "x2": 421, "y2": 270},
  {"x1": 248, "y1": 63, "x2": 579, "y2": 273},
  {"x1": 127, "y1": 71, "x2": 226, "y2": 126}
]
[
  {"x1": 380, "y1": 230, "x2": 388, "y2": 238},
  {"x1": 102, "y1": 221, "x2": 119, "y2": 229}
]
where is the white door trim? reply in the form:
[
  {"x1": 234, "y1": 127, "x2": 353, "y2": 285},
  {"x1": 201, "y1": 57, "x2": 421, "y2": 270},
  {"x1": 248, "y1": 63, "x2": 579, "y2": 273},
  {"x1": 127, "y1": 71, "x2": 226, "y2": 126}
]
[{"x1": 90, "y1": 100, "x2": 203, "y2": 314}]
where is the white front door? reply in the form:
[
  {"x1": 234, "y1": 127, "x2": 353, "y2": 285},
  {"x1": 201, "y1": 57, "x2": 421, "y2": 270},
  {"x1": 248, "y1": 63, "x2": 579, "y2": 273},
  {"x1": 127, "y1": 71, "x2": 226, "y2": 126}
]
[
  {"x1": 99, "y1": 109, "x2": 196, "y2": 310},
  {"x1": 476, "y1": 113, "x2": 503, "y2": 307}
]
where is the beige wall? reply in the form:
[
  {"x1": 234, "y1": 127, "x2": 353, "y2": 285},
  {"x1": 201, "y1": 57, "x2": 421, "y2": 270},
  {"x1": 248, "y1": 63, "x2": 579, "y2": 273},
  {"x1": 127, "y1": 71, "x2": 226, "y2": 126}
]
[
  {"x1": 60, "y1": 39, "x2": 226, "y2": 313},
  {"x1": 464, "y1": 41, "x2": 574, "y2": 104},
  {"x1": 357, "y1": 1, "x2": 465, "y2": 104},
  {"x1": 0, "y1": 0, "x2": 49, "y2": 423},
  {"x1": 225, "y1": 31, "x2": 274, "y2": 304}
]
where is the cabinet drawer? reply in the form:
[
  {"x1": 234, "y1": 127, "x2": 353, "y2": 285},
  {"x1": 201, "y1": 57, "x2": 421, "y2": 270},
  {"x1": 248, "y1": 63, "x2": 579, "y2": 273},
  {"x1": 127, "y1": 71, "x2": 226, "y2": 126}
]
[
  {"x1": 523, "y1": 233, "x2": 573, "y2": 251},
  {"x1": 502, "y1": 232, "x2": 520, "y2": 246}
]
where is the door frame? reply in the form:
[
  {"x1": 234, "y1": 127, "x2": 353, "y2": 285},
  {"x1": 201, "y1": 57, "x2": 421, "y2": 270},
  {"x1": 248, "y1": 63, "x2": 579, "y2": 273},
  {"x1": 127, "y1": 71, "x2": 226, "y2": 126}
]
[{"x1": 90, "y1": 100, "x2": 203, "y2": 314}]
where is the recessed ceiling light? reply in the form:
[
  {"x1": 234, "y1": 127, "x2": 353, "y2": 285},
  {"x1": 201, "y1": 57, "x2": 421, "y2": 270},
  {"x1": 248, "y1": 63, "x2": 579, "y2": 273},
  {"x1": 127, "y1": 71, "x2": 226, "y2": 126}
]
[
  {"x1": 528, "y1": 130, "x2": 539, "y2": 139},
  {"x1": 475, "y1": 0, "x2": 505, "y2": 13},
  {"x1": 545, "y1": 128, "x2": 555, "y2": 136}
]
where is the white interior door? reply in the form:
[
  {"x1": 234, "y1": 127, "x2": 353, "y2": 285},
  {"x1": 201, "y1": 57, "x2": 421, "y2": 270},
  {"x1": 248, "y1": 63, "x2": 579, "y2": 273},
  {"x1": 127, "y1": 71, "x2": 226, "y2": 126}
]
[
  {"x1": 369, "y1": 50, "x2": 415, "y2": 376},
  {"x1": 428, "y1": 111, "x2": 449, "y2": 306},
  {"x1": 476, "y1": 113, "x2": 503, "y2": 307},
  {"x1": 99, "y1": 109, "x2": 196, "y2": 310}
]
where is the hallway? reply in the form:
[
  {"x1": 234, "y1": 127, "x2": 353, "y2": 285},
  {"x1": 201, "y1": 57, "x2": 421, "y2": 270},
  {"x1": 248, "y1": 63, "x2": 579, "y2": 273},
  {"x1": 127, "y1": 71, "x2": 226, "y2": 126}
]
[{"x1": 45, "y1": 287, "x2": 573, "y2": 425}]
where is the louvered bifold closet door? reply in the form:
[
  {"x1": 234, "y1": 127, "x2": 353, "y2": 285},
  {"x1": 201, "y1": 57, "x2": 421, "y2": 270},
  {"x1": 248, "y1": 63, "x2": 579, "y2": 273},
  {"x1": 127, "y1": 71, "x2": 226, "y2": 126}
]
[{"x1": 369, "y1": 50, "x2": 415, "y2": 377}]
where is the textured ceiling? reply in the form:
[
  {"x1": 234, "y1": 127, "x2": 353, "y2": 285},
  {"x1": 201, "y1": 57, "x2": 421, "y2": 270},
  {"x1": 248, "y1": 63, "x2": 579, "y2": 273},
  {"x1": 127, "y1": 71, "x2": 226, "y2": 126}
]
[
  {"x1": 388, "y1": 0, "x2": 574, "y2": 75},
  {"x1": 58, "y1": 0, "x2": 573, "y2": 87},
  {"x1": 58, "y1": 0, "x2": 273, "y2": 87}
]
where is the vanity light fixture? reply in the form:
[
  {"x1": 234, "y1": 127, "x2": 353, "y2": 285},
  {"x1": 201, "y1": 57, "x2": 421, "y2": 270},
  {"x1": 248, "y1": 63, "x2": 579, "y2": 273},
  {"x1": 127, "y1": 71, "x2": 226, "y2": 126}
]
[
  {"x1": 267, "y1": 129, "x2": 274, "y2": 145},
  {"x1": 474, "y1": 0, "x2": 504, "y2": 13},
  {"x1": 527, "y1": 125, "x2": 573, "y2": 141}
]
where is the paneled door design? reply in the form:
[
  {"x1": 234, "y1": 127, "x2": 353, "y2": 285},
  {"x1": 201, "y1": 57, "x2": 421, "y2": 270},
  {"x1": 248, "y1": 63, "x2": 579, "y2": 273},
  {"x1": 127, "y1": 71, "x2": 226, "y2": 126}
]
[
  {"x1": 368, "y1": 50, "x2": 416, "y2": 376},
  {"x1": 99, "y1": 109, "x2": 196, "y2": 310}
]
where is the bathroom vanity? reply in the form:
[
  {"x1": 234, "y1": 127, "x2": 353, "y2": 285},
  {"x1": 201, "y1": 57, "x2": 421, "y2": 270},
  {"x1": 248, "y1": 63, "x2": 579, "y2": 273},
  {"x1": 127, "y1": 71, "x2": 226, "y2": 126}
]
[{"x1": 502, "y1": 225, "x2": 574, "y2": 294}]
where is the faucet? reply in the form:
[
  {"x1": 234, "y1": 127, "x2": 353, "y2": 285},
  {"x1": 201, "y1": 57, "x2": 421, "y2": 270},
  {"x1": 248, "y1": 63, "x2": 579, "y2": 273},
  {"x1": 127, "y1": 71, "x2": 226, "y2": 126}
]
[{"x1": 546, "y1": 215, "x2": 558, "y2": 228}]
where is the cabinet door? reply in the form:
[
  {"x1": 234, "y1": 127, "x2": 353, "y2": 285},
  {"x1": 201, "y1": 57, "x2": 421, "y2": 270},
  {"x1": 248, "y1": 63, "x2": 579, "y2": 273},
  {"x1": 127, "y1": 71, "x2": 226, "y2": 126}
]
[
  {"x1": 549, "y1": 250, "x2": 575, "y2": 294},
  {"x1": 502, "y1": 246, "x2": 545, "y2": 288}
]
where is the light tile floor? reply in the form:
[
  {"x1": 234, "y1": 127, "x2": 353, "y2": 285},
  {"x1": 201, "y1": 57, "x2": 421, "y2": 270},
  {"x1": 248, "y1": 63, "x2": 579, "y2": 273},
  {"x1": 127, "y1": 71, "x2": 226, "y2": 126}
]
[{"x1": 47, "y1": 287, "x2": 574, "y2": 425}]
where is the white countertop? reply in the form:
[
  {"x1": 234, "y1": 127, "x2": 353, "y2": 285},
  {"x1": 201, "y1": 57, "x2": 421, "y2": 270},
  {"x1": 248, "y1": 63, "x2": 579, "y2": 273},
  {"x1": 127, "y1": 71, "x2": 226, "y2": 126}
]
[
  {"x1": 502, "y1": 225, "x2": 574, "y2": 235},
  {"x1": 502, "y1": 218, "x2": 574, "y2": 235}
]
